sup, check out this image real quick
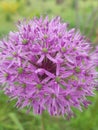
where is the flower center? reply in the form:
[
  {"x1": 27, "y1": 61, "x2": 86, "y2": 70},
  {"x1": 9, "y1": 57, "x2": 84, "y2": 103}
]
[
  {"x1": 13, "y1": 52, "x2": 17, "y2": 56},
  {"x1": 43, "y1": 34, "x2": 48, "y2": 39},
  {"x1": 4, "y1": 73, "x2": 8, "y2": 77},
  {"x1": 22, "y1": 39, "x2": 28, "y2": 44},
  {"x1": 65, "y1": 95, "x2": 71, "y2": 100},
  {"x1": 61, "y1": 47, "x2": 66, "y2": 52},
  {"x1": 55, "y1": 76, "x2": 61, "y2": 82},
  {"x1": 75, "y1": 67, "x2": 81, "y2": 73},
  {"x1": 36, "y1": 84, "x2": 42, "y2": 89},
  {"x1": 51, "y1": 93, "x2": 56, "y2": 98},
  {"x1": 17, "y1": 67, "x2": 23, "y2": 74},
  {"x1": 42, "y1": 48, "x2": 48, "y2": 53},
  {"x1": 22, "y1": 83, "x2": 26, "y2": 88},
  {"x1": 38, "y1": 58, "x2": 56, "y2": 81}
]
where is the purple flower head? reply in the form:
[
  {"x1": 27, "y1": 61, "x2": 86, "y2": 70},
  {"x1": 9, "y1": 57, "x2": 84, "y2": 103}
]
[{"x1": 0, "y1": 17, "x2": 97, "y2": 118}]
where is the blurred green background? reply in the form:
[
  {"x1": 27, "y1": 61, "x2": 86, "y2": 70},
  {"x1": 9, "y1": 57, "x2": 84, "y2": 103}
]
[{"x1": 0, "y1": 0, "x2": 98, "y2": 130}]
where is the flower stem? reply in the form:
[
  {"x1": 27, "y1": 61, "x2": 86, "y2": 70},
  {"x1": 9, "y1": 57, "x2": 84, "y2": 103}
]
[{"x1": 41, "y1": 112, "x2": 45, "y2": 130}]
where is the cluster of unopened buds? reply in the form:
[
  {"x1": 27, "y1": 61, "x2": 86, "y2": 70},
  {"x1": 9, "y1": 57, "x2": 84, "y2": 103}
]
[{"x1": 0, "y1": 17, "x2": 98, "y2": 118}]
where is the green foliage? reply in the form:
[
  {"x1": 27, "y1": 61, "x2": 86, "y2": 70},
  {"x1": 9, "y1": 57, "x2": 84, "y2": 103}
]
[
  {"x1": 0, "y1": 92, "x2": 98, "y2": 130},
  {"x1": 0, "y1": 0, "x2": 98, "y2": 130}
]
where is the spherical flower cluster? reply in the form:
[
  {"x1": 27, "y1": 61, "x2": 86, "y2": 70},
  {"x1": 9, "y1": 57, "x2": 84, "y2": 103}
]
[{"x1": 0, "y1": 17, "x2": 97, "y2": 117}]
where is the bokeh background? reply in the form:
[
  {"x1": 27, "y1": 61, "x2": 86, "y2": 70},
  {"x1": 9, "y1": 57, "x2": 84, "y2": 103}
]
[{"x1": 0, "y1": 0, "x2": 98, "y2": 130}]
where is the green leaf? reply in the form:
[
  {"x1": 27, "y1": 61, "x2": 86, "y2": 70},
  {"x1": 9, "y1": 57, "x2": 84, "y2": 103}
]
[{"x1": 9, "y1": 113, "x2": 24, "y2": 130}]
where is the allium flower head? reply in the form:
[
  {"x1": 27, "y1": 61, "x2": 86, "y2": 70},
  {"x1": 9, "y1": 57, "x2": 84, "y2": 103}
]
[{"x1": 0, "y1": 17, "x2": 97, "y2": 117}]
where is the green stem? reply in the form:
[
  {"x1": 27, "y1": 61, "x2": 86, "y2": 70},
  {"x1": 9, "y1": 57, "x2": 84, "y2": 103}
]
[{"x1": 41, "y1": 113, "x2": 45, "y2": 130}]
